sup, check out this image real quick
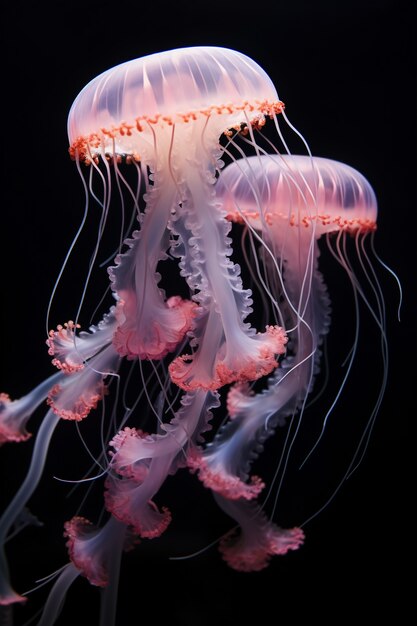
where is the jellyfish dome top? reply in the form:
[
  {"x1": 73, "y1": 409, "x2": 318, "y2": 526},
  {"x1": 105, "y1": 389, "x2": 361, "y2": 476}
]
[
  {"x1": 0, "y1": 46, "x2": 393, "y2": 626},
  {"x1": 218, "y1": 154, "x2": 378, "y2": 234},
  {"x1": 68, "y1": 46, "x2": 283, "y2": 161}
]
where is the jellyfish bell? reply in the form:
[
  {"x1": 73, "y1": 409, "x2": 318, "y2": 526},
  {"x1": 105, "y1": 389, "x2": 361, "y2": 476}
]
[
  {"x1": 218, "y1": 154, "x2": 377, "y2": 236},
  {"x1": 67, "y1": 46, "x2": 282, "y2": 162}
]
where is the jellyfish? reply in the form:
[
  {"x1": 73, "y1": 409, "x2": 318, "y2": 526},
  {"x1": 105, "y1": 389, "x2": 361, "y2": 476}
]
[
  {"x1": 0, "y1": 46, "x2": 394, "y2": 625},
  {"x1": 197, "y1": 153, "x2": 388, "y2": 570}
]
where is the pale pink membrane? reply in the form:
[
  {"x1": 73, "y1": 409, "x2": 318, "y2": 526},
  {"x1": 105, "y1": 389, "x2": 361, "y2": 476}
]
[
  {"x1": 187, "y1": 445, "x2": 265, "y2": 501},
  {"x1": 46, "y1": 304, "x2": 122, "y2": 419},
  {"x1": 47, "y1": 304, "x2": 124, "y2": 421},
  {"x1": 112, "y1": 289, "x2": 197, "y2": 360},
  {"x1": 105, "y1": 390, "x2": 219, "y2": 537},
  {"x1": 105, "y1": 476, "x2": 172, "y2": 539},
  {"x1": 46, "y1": 344, "x2": 118, "y2": 421},
  {"x1": 37, "y1": 518, "x2": 129, "y2": 626},
  {"x1": 68, "y1": 46, "x2": 286, "y2": 387},
  {"x1": 64, "y1": 516, "x2": 133, "y2": 587},
  {"x1": 46, "y1": 303, "x2": 123, "y2": 373},
  {"x1": 218, "y1": 497, "x2": 304, "y2": 572},
  {"x1": 0, "y1": 371, "x2": 63, "y2": 445},
  {"x1": 108, "y1": 390, "x2": 218, "y2": 476}
]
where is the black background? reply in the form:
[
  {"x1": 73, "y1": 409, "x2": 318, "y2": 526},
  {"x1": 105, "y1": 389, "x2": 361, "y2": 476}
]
[{"x1": 1, "y1": 1, "x2": 416, "y2": 625}]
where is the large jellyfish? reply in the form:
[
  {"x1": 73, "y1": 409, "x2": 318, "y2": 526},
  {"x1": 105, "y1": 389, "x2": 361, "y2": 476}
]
[{"x1": 0, "y1": 46, "x2": 395, "y2": 625}]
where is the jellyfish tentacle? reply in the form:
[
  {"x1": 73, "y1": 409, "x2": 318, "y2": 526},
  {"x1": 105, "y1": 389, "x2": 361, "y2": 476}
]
[
  {"x1": 0, "y1": 304, "x2": 126, "y2": 605},
  {"x1": 64, "y1": 515, "x2": 130, "y2": 588},
  {"x1": 167, "y1": 138, "x2": 287, "y2": 391},
  {"x1": 105, "y1": 390, "x2": 219, "y2": 536},
  {"x1": 105, "y1": 475, "x2": 172, "y2": 539},
  {"x1": 189, "y1": 227, "x2": 332, "y2": 504},
  {"x1": 46, "y1": 344, "x2": 119, "y2": 421},
  {"x1": 215, "y1": 495, "x2": 304, "y2": 572},
  {"x1": 0, "y1": 371, "x2": 63, "y2": 445},
  {"x1": 187, "y1": 446, "x2": 265, "y2": 501},
  {"x1": 36, "y1": 563, "x2": 80, "y2": 626},
  {"x1": 46, "y1": 303, "x2": 123, "y2": 373},
  {"x1": 0, "y1": 409, "x2": 61, "y2": 606},
  {"x1": 109, "y1": 135, "x2": 197, "y2": 361}
]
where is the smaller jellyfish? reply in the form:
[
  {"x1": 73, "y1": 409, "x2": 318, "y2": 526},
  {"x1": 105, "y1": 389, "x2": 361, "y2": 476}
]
[{"x1": 203, "y1": 153, "x2": 388, "y2": 569}]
